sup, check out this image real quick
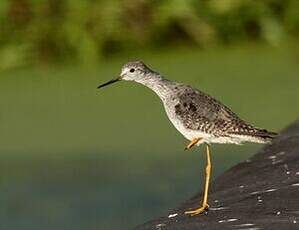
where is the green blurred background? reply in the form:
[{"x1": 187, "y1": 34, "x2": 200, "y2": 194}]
[{"x1": 0, "y1": 1, "x2": 298, "y2": 230}]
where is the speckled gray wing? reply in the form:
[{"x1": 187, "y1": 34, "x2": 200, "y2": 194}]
[{"x1": 173, "y1": 85, "x2": 276, "y2": 138}]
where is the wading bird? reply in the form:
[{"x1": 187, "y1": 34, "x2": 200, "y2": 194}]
[{"x1": 97, "y1": 61, "x2": 276, "y2": 216}]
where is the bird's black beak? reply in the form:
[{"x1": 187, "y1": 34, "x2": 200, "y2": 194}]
[{"x1": 97, "y1": 76, "x2": 121, "y2": 89}]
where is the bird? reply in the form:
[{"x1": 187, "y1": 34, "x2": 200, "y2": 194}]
[{"x1": 97, "y1": 60, "x2": 277, "y2": 216}]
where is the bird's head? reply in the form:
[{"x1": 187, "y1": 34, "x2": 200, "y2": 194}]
[{"x1": 97, "y1": 60, "x2": 154, "y2": 89}]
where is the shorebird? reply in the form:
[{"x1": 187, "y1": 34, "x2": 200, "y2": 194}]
[{"x1": 97, "y1": 61, "x2": 276, "y2": 216}]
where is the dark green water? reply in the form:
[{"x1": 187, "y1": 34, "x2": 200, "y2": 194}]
[{"x1": 0, "y1": 45, "x2": 298, "y2": 229}]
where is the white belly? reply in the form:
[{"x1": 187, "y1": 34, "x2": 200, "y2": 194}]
[
  {"x1": 168, "y1": 117, "x2": 256, "y2": 145},
  {"x1": 169, "y1": 115, "x2": 209, "y2": 142},
  {"x1": 164, "y1": 103, "x2": 210, "y2": 144},
  {"x1": 168, "y1": 116, "x2": 244, "y2": 145}
]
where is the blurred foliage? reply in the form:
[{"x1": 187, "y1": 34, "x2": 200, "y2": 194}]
[{"x1": 0, "y1": 0, "x2": 298, "y2": 69}]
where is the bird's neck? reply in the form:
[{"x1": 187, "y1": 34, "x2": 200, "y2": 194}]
[{"x1": 135, "y1": 74, "x2": 175, "y2": 100}]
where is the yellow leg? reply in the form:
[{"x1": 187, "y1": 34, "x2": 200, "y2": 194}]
[
  {"x1": 185, "y1": 144, "x2": 212, "y2": 216},
  {"x1": 185, "y1": 137, "x2": 202, "y2": 150}
]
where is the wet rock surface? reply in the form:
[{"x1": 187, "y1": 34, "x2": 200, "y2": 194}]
[{"x1": 135, "y1": 120, "x2": 299, "y2": 230}]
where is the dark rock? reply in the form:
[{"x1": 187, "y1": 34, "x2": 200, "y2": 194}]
[{"x1": 136, "y1": 120, "x2": 299, "y2": 230}]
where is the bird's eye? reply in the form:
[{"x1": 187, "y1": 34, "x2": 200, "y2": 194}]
[{"x1": 129, "y1": 68, "x2": 135, "y2": 73}]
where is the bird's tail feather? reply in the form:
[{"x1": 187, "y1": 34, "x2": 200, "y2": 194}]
[{"x1": 229, "y1": 127, "x2": 277, "y2": 143}]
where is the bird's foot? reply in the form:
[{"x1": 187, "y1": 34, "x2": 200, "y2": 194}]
[
  {"x1": 184, "y1": 137, "x2": 202, "y2": 150},
  {"x1": 184, "y1": 203, "x2": 209, "y2": 216}
]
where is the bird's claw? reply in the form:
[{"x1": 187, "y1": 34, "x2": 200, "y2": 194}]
[{"x1": 184, "y1": 204, "x2": 209, "y2": 216}]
